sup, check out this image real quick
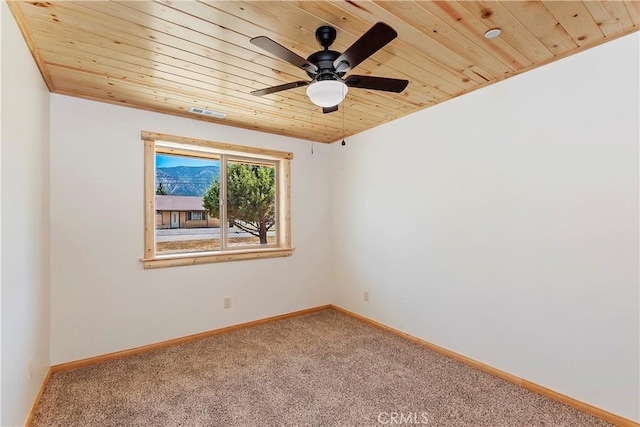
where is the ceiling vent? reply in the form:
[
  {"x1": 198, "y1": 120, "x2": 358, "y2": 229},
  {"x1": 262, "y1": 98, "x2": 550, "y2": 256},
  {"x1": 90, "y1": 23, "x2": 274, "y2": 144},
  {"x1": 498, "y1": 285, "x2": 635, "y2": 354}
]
[{"x1": 189, "y1": 107, "x2": 226, "y2": 119}]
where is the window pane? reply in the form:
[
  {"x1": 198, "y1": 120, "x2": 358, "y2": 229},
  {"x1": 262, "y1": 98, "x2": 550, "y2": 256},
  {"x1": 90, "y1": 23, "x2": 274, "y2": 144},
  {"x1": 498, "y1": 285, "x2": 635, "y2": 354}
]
[
  {"x1": 225, "y1": 160, "x2": 277, "y2": 247},
  {"x1": 155, "y1": 153, "x2": 222, "y2": 254}
]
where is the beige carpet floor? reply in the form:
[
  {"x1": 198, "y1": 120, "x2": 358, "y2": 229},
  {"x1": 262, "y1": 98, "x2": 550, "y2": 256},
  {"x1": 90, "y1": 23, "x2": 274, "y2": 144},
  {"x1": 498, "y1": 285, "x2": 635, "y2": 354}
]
[{"x1": 32, "y1": 309, "x2": 612, "y2": 426}]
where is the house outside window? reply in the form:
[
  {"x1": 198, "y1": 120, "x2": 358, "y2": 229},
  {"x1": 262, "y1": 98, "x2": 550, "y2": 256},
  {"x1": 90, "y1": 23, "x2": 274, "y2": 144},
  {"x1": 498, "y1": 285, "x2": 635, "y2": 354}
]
[{"x1": 142, "y1": 131, "x2": 293, "y2": 269}]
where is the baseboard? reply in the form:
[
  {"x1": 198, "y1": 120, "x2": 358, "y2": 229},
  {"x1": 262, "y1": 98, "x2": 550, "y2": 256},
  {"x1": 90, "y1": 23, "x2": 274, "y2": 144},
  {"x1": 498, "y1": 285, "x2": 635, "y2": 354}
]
[
  {"x1": 51, "y1": 304, "x2": 332, "y2": 373},
  {"x1": 24, "y1": 367, "x2": 52, "y2": 427},
  {"x1": 330, "y1": 305, "x2": 639, "y2": 427}
]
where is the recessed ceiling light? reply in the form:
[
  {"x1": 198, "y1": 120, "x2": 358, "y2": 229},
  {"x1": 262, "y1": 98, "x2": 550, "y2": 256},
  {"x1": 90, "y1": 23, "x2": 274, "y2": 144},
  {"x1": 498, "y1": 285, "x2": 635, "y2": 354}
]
[{"x1": 484, "y1": 28, "x2": 502, "y2": 39}]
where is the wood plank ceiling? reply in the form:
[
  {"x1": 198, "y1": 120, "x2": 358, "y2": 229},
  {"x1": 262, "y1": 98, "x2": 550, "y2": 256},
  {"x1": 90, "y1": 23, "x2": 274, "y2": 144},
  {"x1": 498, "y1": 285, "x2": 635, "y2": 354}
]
[{"x1": 8, "y1": 1, "x2": 639, "y2": 144}]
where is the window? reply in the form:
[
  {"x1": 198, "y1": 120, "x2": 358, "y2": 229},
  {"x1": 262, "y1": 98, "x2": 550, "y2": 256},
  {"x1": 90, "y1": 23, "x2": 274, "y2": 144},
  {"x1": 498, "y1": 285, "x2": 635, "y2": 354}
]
[
  {"x1": 187, "y1": 211, "x2": 205, "y2": 221},
  {"x1": 142, "y1": 131, "x2": 293, "y2": 268}
]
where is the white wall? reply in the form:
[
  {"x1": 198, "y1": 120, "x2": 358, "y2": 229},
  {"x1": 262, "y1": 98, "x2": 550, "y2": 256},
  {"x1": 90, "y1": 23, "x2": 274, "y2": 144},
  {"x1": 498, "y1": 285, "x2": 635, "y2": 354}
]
[
  {"x1": 50, "y1": 95, "x2": 333, "y2": 364},
  {"x1": 1, "y1": 2, "x2": 52, "y2": 426},
  {"x1": 330, "y1": 33, "x2": 639, "y2": 421}
]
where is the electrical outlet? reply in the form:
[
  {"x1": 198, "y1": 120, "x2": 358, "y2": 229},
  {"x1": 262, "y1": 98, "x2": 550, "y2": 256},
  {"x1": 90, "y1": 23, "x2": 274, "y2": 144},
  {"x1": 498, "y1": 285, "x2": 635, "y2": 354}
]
[
  {"x1": 28, "y1": 357, "x2": 34, "y2": 378},
  {"x1": 364, "y1": 291, "x2": 370, "y2": 302},
  {"x1": 224, "y1": 297, "x2": 232, "y2": 309}
]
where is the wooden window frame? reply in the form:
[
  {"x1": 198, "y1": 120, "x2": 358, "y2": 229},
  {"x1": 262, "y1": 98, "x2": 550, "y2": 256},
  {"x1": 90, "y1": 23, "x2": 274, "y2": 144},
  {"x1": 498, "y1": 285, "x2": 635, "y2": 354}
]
[{"x1": 141, "y1": 131, "x2": 293, "y2": 269}]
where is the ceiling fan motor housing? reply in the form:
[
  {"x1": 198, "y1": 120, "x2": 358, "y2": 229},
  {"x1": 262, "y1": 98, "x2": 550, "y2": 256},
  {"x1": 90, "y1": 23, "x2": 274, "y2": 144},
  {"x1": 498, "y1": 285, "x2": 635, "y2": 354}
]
[
  {"x1": 305, "y1": 25, "x2": 347, "y2": 81},
  {"x1": 306, "y1": 50, "x2": 343, "y2": 80}
]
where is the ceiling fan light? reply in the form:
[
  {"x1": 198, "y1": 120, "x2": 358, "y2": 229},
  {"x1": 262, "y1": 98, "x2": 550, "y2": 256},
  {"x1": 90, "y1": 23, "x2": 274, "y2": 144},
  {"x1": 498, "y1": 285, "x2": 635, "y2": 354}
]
[{"x1": 306, "y1": 80, "x2": 348, "y2": 108}]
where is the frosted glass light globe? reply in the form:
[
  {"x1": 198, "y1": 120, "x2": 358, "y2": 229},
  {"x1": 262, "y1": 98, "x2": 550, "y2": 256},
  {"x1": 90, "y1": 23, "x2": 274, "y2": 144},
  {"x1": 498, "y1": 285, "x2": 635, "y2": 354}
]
[{"x1": 306, "y1": 80, "x2": 348, "y2": 108}]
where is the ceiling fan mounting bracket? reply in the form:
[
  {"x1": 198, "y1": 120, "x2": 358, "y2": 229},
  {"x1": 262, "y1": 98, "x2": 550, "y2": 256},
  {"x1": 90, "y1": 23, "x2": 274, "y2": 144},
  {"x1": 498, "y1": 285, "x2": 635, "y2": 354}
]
[{"x1": 315, "y1": 25, "x2": 337, "y2": 49}]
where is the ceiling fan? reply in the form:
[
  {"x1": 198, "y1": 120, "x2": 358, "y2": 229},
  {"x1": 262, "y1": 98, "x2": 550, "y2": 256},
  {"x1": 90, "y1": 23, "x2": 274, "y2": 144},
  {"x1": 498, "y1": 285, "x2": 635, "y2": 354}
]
[{"x1": 250, "y1": 23, "x2": 409, "y2": 114}]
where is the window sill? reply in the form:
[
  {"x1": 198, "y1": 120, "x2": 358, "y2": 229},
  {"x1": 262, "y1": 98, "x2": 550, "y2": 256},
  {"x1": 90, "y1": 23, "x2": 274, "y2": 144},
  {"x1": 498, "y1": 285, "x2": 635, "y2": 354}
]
[{"x1": 141, "y1": 247, "x2": 294, "y2": 269}]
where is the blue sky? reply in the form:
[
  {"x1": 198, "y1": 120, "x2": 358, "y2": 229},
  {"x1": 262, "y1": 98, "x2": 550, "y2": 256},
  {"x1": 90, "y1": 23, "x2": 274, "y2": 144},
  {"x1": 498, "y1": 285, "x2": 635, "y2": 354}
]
[{"x1": 156, "y1": 154, "x2": 219, "y2": 168}]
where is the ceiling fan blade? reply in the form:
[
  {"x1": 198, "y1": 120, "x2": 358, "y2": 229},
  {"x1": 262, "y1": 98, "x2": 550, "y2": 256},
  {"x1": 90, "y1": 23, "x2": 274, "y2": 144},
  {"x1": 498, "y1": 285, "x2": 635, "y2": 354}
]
[
  {"x1": 345, "y1": 75, "x2": 408, "y2": 93},
  {"x1": 333, "y1": 22, "x2": 397, "y2": 72},
  {"x1": 251, "y1": 81, "x2": 309, "y2": 97},
  {"x1": 322, "y1": 105, "x2": 339, "y2": 114},
  {"x1": 250, "y1": 36, "x2": 318, "y2": 74}
]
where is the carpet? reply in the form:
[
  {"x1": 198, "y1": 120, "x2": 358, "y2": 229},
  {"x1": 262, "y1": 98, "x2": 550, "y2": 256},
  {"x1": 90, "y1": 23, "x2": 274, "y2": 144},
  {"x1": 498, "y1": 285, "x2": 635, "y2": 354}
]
[{"x1": 31, "y1": 309, "x2": 612, "y2": 426}]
